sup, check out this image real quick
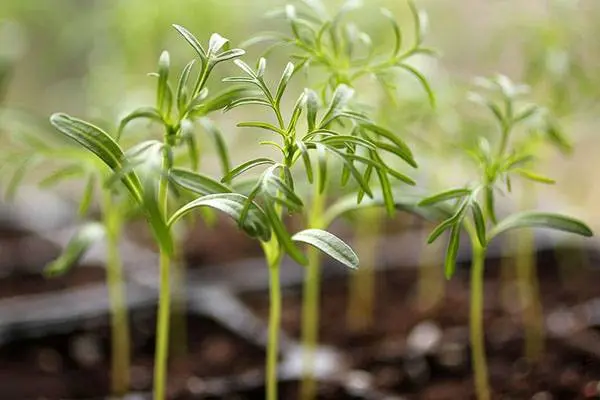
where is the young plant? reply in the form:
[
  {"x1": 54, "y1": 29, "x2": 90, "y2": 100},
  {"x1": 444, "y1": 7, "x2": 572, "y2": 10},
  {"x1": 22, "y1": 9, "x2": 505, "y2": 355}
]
[
  {"x1": 0, "y1": 110, "x2": 136, "y2": 396},
  {"x1": 419, "y1": 75, "x2": 593, "y2": 400},
  {"x1": 219, "y1": 46, "x2": 429, "y2": 396},
  {"x1": 242, "y1": 2, "x2": 435, "y2": 396},
  {"x1": 47, "y1": 26, "x2": 253, "y2": 400}
]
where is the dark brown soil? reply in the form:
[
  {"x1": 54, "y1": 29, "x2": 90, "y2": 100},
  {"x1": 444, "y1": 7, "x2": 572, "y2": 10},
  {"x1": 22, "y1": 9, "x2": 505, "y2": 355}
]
[
  {"x1": 0, "y1": 266, "x2": 106, "y2": 299},
  {"x1": 240, "y1": 248, "x2": 600, "y2": 399},
  {"x1": 0, "y1": 310, "x2": 265, "y2": 400}
]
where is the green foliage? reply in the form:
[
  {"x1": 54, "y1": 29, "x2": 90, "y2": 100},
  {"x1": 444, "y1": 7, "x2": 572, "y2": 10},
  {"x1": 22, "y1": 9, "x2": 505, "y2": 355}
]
[
  {"x1": 243, "y1": 0, "x2": 436, "y2": 106},
  {"x1": 420, "y1": 74, "x2": 593, "y2": 279}
]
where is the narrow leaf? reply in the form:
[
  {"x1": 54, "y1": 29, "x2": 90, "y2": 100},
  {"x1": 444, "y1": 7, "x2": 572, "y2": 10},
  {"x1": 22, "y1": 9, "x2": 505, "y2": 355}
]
[
  {"x1": 444, "y1": 224, "x2": 461, "y2": 279},
  {"x1": 168, "y1": 193, "x2": 271, "y2": 241},
  {"x1": 489, "y1": 212, "x2": 593, "y2": 240},
  {"x1": 305, "y1": 89, "x2": 319, "y2": 131},
  {"x1": 78, "y1": 174, "x2": 96, "y2": 217},
  {"x1": 176, "y1": 59, "x2": 196, "y2": 114},
  {"x1": 419, "y1": 188, "x2": 471, "y2": 206},
  {"x1": 397, "y1": 62, "x2": 435, "y2": 108},
  {"x1": 45, "y1": 223, "x2": 105, "y2": 277},
  {"x1": 515, "y1": 169, "x2": 556, "y2": 185},
  {"x1": 237, "y1": 121, "x2": 287, "y2": 137},
  {"x1": 275, "y1": 62, "x2": 294, "y2": 104},
  {"x1": 170, "y1": 168, "x2": 231, "y2": 195},
  {"x1": 320, "y1": 84, "x2": 354, "y2": 127},
  {"x1": 292, "y1": 229, "x2": 358, "y2": 269},
  {"x1": 118, "y1": 107, "x2": 163, "y2": 141},
  {"x1": 471, "y1": 202, "x2": 486, "y2": 246},
  {"x1": 222, "y1": 158, "x2": 275, "y2": 183},
  {"x1": 198, "y1": 117, "x2": 231, "y2": 175},
  {"x1": 157, "y1": 51, "x2": 171, "y2": 115},
  {"x1": 296, "y1": 140, "x2": 313, "y2": 183},
  {"x1": 173, "y1": 24, "x2": 207, "y2": 61},
  {"x1": 208, "y1": 33, "x2": 229, "y2": 55}
]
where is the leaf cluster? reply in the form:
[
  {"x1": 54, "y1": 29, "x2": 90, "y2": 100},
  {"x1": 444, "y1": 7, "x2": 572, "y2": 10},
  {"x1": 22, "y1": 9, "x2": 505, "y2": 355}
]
[
  {"x1": 243, "y1": 0, "x2": 435, "y2": 106},
  {"x1": 419, "y1": 75, "x2": 592, "y2": 278}
]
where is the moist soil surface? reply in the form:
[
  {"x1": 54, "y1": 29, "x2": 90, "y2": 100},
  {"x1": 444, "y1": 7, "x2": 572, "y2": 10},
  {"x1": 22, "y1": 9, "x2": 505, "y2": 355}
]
[
  {"x1": 0, "y1": 266, "x2": 106, "y2": 299},
  {"x1": 2, "y1": 243, "x2": 600, "y2": 399},
  {"x1": 240, "y1": 248, "x2": 600, "y2": 399},
  {"x1": 0, "y1": 310, "x2": 265, "y2": 400}
]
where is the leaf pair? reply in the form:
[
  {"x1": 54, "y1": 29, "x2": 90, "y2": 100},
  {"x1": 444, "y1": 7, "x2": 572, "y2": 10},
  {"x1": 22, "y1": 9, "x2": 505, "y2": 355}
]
[{"x1": 420, "y1": 187, "x2": 593, "y2": 279}]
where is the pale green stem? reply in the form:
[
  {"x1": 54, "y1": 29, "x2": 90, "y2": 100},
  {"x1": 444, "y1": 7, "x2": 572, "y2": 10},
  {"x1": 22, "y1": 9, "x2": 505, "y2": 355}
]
[
  {"x1": 415, "y1": 224, "x2": 445, "y2": 312},
  {"x1": 103, "y1": 193, "x2": 130, "y2": 396},
  {"x1": 515, "y1": 227, "x2": 544, "y2": 360},
  {"x1": 515, "y1": 183, "x2": 544, "y2": 361},
  {"x1": 346, "y1": 207, "x2": 381, "y2": 332},
  {"x1": 153, "y1": 150, "x2": 171, "y2": 400},
  {"x1": 170, "y1": 253, "x2": 188, "y2": 358},
  {"x1": 300, "y1": 182, "x2": 326, "y2": 400},
  {"x1": 262, "y1": 239, "x2": 283, "y2": 400},
  {"x1": 470, "y1": 238, "x2": 490, "y2": 400}
]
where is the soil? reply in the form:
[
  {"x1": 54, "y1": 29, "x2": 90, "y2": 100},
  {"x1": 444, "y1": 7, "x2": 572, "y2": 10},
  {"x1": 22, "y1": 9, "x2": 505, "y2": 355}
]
[
  {"x1": 0, "y1": 266, "x2": 106, "y2": 299},
  {"x1": 240, "y1": 248, "x2": 600, "y2": 399},
  {"x1": 3, "y1": 220, "x2": 600, "y2": 399},
  {"x1": 0, "y1": 309, "x2": 265, "y2": 400}
]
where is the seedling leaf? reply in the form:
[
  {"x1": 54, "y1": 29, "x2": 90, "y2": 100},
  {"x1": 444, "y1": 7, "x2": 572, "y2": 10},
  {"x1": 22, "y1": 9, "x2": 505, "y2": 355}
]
[
  {"x1": 170, "y1": 168, "x2": 231, "y2": 195},
  {"x1": 45, "y1": 223, "x2": 105, "y2": 277},
  {"x1": 489, "y1": 211, "x2": 593, "y2": 240},
  {"x1": 419, "y1": 188, "x2": 471, "y2": 206},
  {"x1": 292, "y1": 228, "x2": 358, "y2": 269}
]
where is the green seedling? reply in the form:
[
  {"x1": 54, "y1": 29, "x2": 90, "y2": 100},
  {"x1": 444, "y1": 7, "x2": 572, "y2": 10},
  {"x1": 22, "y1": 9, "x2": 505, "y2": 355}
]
[
  {"x1": 419, "y1": 75, "x2": 593, "y2": 400},
  {"x1": 242, "y1": 2, "x2": 435, "y2": 397},
  {"x1": 47, "y1": 26, "x2": 252, "y2": 400},
  {"x1": 219, "y1": 44, "x2": 429, "y2": 397},
  {"x1": 0, "y1": 111, "x2": 138, "y2": 396}
]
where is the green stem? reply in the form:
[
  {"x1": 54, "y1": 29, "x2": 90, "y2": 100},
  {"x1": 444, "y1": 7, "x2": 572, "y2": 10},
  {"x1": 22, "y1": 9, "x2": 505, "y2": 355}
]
[
  {"x1": 153, "y1": 249, "x2": 171, "y2": 400},
  {"x1": 415, "y1": 224, "x2": 445, "y2": 312},
  {"x1": 153, "y1": 148, "x2": 171, "y2": 400},
  {"x1": 470, "y1": 239, "x2": 490, "y2": 400},
  {"x1": 346, "y1": 207, "x2": 381, "y2": 332},
  {"x1": 103, "y1": 193, "x2": 130, "y2": 396},
  {"x1": 300, "y1": 247, "x2": 321, "y2": 400},
  {"x1": 263, "y1": 240, "x2": 283, "y2": 400},
  {"x1": 515, "y1": 227, "x2": 544, "y2": 360},
  {"x1": 515, "y1": 183, "x2": 544, "y2": 361},
  {"x1": 170, "y1": 253, "x2": 188, "y2": 358},
  {"x1": 300, "y1": 183, "x2": 325, "y2": 400}
]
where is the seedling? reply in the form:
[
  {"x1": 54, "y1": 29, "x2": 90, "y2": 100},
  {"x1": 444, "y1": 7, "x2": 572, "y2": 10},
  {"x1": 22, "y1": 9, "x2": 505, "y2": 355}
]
[
  {"x1": 242, "y1": 2, "x2": 435, "y2": 397},
  {"x1": 47, "y1": 26, "x2": 252, "y2": 400},
  {"x1": 419, "y1": 75, "x2": 593, "y2": 400},
  {"x1": 0, "y1": 109, "x2": 138, "y2": 396}
]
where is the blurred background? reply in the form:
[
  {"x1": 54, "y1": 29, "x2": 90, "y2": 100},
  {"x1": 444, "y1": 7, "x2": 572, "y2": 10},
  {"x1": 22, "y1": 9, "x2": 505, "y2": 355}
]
[{"x1": 1, "y1": 0, "x2": 600, "y2": 399}]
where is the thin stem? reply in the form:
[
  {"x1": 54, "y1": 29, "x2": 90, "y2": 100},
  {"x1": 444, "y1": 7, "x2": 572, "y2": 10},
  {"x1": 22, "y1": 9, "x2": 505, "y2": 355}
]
[
  {"x1": 153, "y1": 249, "x2": 171, "y2": 400},
  {"x1": 300, "y1": 182, "x2": 326, "y2": 400},
  {"x1": 515, "y1": 183, "x2": 544, "y2": 360},
  {"x1": 300, "y1": 247, "x2": 321, "y2": 400},
  {"x1": 153, "y1": 148, "x2": 172, "y2": 400},
  {"x1": 515, "y1": 227, "x2": 544, "y2": 360},
  {"x1": 470, "y1": 238, "x2": 490, "y2": 400},
  {"x1": 170, "y1": 251, "x2": 188, "y2": 358},
  {"x1": 262, "y1": 240, "x2": 283, "y2": 400},
  {"x1": 103, "y1": 193, "x2": 130, "y2": 396},
  {"x1": 415, "y1": 223, "x2": 445, "y2": 312},
  {"x1": 346, "y1": 207, "x2": 381, "y2": 332}
]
